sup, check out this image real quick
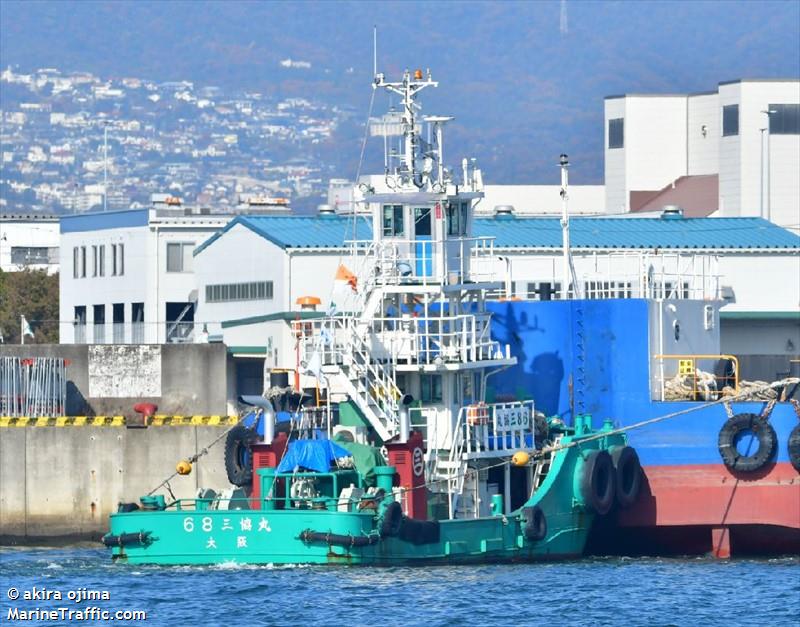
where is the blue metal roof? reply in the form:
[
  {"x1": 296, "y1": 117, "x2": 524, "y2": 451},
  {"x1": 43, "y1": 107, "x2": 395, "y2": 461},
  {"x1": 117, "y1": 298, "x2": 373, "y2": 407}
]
[
  {"x1": 195, "y1": 214, "x2": 371, "y2": 255},
  {"x1": 60, "y1": 209, "x2": 149, "y2": 233},
  {"x1": 195, "y1": 214, "x2": 800, "y2": 255},
  {"x1": 478, "y1": 216, "x2": 800, "y2": 249}
]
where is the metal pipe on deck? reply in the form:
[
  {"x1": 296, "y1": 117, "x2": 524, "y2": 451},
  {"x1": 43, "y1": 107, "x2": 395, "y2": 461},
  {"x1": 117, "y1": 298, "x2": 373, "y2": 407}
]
[{"x1": 239, "y1": 395, "x2": 276, "y2": 444}]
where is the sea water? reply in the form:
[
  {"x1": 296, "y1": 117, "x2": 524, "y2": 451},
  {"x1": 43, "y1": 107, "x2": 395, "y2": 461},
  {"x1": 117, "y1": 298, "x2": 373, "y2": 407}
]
[{"x1": 0, "y1": 546, "x2": 798, "y2": 626}]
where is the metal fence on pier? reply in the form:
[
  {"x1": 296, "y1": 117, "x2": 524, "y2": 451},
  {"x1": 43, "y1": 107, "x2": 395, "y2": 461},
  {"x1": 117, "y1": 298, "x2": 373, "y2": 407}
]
[{"x1": 0, "y1": 356, "x2": 68, "y2": 417}]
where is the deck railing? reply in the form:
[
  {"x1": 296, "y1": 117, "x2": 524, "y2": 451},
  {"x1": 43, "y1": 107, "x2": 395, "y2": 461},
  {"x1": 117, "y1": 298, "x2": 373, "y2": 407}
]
[
  {"x1": 296, "y1": 313, "x2": 508, "y2": 368},
  {"x1": 462, "y1": 400, "x2": 536, "y2": 458},
  {"x1": 347, "y1": 236, "x2": 498, "y2": 287}
]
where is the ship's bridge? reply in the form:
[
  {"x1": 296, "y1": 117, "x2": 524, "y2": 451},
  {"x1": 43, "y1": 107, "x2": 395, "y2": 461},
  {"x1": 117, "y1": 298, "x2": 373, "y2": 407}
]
[{"x1": 348, "y1": 191, "x2": 500, "y2": 290}]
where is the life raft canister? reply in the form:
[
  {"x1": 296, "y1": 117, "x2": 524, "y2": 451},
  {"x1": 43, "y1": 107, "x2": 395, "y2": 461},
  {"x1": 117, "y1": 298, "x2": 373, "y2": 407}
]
[
  {"x1": 717, "y1": 413, "x2": 777, "y2": 472},
  {"x1": 610, "y1": 446, "x2": 642, "y2": 509},
  {"x1": 577, "y1": 449, "x2": 616, "y2": 515},
  {"x1": 224, "y1": 424, "x2": 259, "y2": 486},
  {"x1": 787, "y1": 423, "x2": 800, "y2": 473}
]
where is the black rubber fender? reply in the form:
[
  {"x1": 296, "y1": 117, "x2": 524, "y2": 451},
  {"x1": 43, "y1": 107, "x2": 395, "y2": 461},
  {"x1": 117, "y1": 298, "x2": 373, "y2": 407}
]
[
  {"x1": 299, "y1": 530, "x2": 380, "y2": 547},
  {"x1": 102, "y1": 531, "x2": 152, "y2": 547},
  {"x1": 788, "y1": 423, "x2": 800, "y2": 473},
  {"x1": 578, "y1": 449, "x2": 616, "y2": 515},
  {"x1": 224, "y1": 424, "x2": 259, "y2": 487},
  {"x1": 522, "y1": 505, "x2": 547, "y2": 542},
  {"x1": 718, "y1": 413, "x2": 777, "y2": 472},
  {"x1": 398, "y1": 517, "x2": 441, "y2": 545},
  {"x1": 611, "y1": 446, "x2": 642, "y2": 509},
  {"x1": 379, "y1": 501, "x2": 403, "y2": 537}
]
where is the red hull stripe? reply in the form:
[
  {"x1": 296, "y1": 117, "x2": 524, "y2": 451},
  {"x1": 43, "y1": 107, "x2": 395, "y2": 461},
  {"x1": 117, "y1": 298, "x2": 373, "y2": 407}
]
[{"x1": 619, "y1": 462, "x2": 800, "y2": 529}]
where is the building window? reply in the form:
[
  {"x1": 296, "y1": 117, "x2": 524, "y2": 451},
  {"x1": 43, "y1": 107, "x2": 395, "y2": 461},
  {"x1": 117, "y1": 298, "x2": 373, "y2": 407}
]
[
  {"x1": 420, "y1": 375, "x2": 442, "y2": 403},
  {"x1": 73, "y1": 247, "x2": 79, "y2": 278},
  {"x1": 93, "y1": 304, "x2": 105, "y2": 344},
  {"x1": 131, "y1": 302, "x2": 145, "y2": 343},
  {"x1": 382, "y1": 204, "x2": 404, "y2": 236},
  {"x1": 80, "y1": 246, "x2": 87, "y2": 278},
  {"x1": 111, "y1": 243, "x2": 124, "y2": 276},
  {"x1": 608, "y1": 118, "x2": 624, "y2": 149},
  {"x1": 92, "y1": 245, "x2": 98, "y2": 277},
  {"x1": 206, "y1": 281, "x2": 274, "y2": 303},
  {"x1": 98, "y1": 245, "x2": 105, "y2": 276},
  {"x1": 769, "y1": 103, "x2": 800, "y2": 135},
  {"x1": 10, "y1": 246, "x2": 55, "y2": 265},
  {"x1": 74, "y1": 306, "x2": 86, "y2": 344},
  {"x1": 722, "y1": 105, "x2": 739, "y2": 136},
  {"x1": 112, "y1": 303, "x2": 125, "y2": 343},
  {"x1": 166, "y1": 242, "x2": 194, "y2": 272}
]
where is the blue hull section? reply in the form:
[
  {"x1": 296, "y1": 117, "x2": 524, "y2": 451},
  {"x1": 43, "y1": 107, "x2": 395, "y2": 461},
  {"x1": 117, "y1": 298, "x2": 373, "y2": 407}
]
[{"x1": 487, "y1": 299, "x2": 797, "y2": 468}]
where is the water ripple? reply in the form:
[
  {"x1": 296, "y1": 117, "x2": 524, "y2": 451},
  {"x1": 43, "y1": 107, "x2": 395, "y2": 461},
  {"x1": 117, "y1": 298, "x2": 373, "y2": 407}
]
[{"x1": 0, "y1": 547, "x2": 798, "y2": 626}]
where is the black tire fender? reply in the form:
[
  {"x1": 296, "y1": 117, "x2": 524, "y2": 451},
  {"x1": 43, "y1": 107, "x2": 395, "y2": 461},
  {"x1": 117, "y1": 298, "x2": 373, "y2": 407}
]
[
  {"x1": 578, "y1": 449, "x2": 616, "y2": 515},
  {"x1": 224, "y1": 424, "x2": 259, "y2": 487},
  {"x1": 788, "y1": 423, "x2": 800, "y2": 474},
  {"x1": 718, "y1": 413, "x2": 777, "y2": 472},
  {"x1": 522, "y1": 505, "x2": 547, "y2": 542},
  {"x1": 380, "y1": 501, "x2": 403, "y2": 538},
  {"x1": 611, "y1": 446, "x2": 642, "y2": 509}
]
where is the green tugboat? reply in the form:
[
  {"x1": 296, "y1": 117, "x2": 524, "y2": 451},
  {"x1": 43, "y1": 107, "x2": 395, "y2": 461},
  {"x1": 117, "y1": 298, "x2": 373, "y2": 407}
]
[{"x1": 104, "y1": 68, "x2": 640, "y2": 566}]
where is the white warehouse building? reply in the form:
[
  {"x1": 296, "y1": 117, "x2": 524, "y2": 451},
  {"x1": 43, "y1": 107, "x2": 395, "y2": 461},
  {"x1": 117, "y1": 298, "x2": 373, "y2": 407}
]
[
  {"x1": 190, "y1": 213, "x2": 800, "y2": 384},
  {"x1": 0, "y1": 213, "x2": 60, "y2": 274},
  {"x1": 605, "y1": 78, "x2": 800, "y2": 229},
  {"x1": 59, "y1": 208, "x2": 232, "y2": 344}
]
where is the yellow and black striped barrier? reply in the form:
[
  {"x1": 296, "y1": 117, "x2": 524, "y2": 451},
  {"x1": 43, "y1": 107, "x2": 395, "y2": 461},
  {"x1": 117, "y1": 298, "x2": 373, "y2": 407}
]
[{"x1": 0, "y1": 416, "x2": 239, "y2": 428}]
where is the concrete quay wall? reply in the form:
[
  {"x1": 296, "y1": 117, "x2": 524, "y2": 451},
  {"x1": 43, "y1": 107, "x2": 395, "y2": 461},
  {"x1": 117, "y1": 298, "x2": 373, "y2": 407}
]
[
  {"x1": 0, "y1": 425, "x2": 233, "y2": 542},
  {"x1": 0, "y1": 343, "x2": 232, "y2": 416}
]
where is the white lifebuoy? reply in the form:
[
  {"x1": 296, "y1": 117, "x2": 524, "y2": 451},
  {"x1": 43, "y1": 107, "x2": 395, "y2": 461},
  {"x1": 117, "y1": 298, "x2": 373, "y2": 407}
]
[{"x1": 412, "y1": 447, "x2": 424, "y2": 477}]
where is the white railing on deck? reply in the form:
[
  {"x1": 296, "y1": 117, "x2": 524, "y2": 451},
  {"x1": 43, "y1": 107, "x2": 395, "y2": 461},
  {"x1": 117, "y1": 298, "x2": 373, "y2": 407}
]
[
  {"x1": 347, "y1": 236, "x2": 498, "y2": 287},
  {"x1": 299, "y1": 314, "x2": 507, "y2": 368},
  {"x1": 462, "y1": 400, "x2": 536, "y2": 457},
  {"x1": 485, "y1": 251, "x2": 722, "y2": 302},
  {"x1": 296, "y1": 316, "x2": 401, "y2": 437}
]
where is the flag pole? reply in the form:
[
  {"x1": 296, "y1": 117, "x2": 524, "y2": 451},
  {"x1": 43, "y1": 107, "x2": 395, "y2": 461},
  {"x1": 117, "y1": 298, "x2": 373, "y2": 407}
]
[{"x1": 20, "y1": 315, "x2": 24, "y2": 345}]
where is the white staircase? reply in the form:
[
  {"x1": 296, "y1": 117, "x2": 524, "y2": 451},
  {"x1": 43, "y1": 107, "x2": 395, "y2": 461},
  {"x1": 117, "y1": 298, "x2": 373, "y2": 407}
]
[{"x1": 326, "y1": 322, "x2": 402, "y2": 442}]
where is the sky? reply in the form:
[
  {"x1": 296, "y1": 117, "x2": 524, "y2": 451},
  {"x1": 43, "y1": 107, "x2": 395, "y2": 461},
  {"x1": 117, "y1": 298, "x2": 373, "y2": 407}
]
[{"x1": 1, "y1": 0, "x2": 799, "y2": 184}]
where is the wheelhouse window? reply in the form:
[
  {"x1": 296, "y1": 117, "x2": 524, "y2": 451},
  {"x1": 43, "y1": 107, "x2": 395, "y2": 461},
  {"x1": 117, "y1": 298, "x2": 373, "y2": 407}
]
[
  {"x1": 608, "y1": 118, "x2": 624, "y2": 148},
  {"x1": 446, "y1": 202, "x2": 469, "y2": 236},
  {"x1": 382, "y1": 204, "x2": 404, "y2": 236},
  {"x1": 769, "y1": 104, "x2": 800, "y2": 135},
  {"x1": 421, "y1": 374, "x2": 443, "y2": 403},
  {"x1": 722, "y1": 105, "x2": 739, "y2": 136}
]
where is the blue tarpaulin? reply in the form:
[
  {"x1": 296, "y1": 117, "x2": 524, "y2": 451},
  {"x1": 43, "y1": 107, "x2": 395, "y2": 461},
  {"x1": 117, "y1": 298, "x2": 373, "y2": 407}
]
[{"x1": 276, "y1": 440, "x2": 353, "y2": 474}]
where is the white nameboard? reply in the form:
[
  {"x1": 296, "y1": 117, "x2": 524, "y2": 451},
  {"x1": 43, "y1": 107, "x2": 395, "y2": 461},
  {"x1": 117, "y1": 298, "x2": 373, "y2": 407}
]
[{"x1": 494, "y1": 406, "x2": 531, "y2": 432}]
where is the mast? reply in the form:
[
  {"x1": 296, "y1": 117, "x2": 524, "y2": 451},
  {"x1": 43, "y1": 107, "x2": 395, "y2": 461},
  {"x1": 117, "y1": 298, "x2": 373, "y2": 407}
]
[
  {"x1": 373, "y1": 69, "x2": 438, "y2": 189},
  {"x1": 559, "y1": 154, "x2": 581, "y2": 299}
]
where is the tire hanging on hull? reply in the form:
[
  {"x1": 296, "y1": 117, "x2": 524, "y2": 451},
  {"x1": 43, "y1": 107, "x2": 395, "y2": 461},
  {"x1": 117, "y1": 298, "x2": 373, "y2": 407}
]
[
  {"x1": 788, "y1": 423, "x2": 800, "y2": 473},
  {"x1": 578, "y1": 449, "x2": 616, "y2": 515},
  {"x1": 522, "y1": 505, "x2": 547, "y2": 542},
  {"x1": 717, "y1": 413, "x2": 777, "y2": 472},
  {"x1": 224, "y1": 424, "x2": 259, "y2": 487},
  {"x1": 610, "y1": 446, "x2": 642, "y2": 509}
]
